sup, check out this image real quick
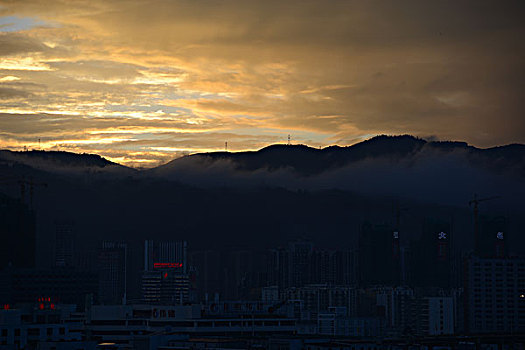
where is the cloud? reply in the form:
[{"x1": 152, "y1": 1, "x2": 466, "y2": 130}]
[
  {"x1": 0, "y1": 86, "x2": 31, "y2": 99},
  {"x1": 0, "y1": 32, "x2": 49, "y2": 56},
  {"x1": 152, "y1": 146, "x2": 525, "y2": 209},
  {"x1": 0, "y1": 0, "x2": 524, "y2": 166},
  {"x1": 46, "y1": 60, "x2": 144, "y2": 83}
]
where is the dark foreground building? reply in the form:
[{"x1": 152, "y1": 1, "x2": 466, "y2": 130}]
[
  {"x1": 0, "y1": 268, "x2": 99, "y2": 309},
  {"x1": 0, "y1": 195, "x2": 35, "y2": 270},
  {"x1": 464, "y1": 255, "x2": 525, "y2": 334}
]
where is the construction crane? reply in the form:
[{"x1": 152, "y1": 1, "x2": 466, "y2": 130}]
[
  {"x1": 0, "y1": 176, "x2": 48, "y2": 210},
  {"x1": 469, "y1": 194, "x2": 500, "y2": 255}
]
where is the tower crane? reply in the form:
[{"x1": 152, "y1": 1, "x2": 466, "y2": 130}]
[
  {"x1": 0, "y1": 176, "x2": 48, "y2": 210},
  {"x1": 469, "y1": 194, "x2": 500, "y2": 255}
]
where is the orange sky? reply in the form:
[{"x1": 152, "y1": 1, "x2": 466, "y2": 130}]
[{"x1": 0, "y1": 0, "x2": 524, "y2": 167}]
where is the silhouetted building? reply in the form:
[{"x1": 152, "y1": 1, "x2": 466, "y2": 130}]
[
  {"x1": 267, "y1": 244, "x2": 356, "y2": 291},
  {"x1": 189, "y1": 250, "x2": 222, "y2": 301},
  {"x1": 141, "y1": 240, "x2": 189, "y2": 304},
  {"x1": 310, "y1": 250, "x2": 333, "y2": 285},
  {"x1": 358, "y1": 222, "x2": 401, "y2": 286},
  {"x1": 0, "y1": 268, "x2": 98, "y2": 309},
  {"x1": 0, "y1": 195, "x2": 35, "y2": 270},
  {"x1": 410, "y1": 219, "x2": 452, "y2": 288},
  {"x1": 464, "y1": 255, "x2": 525, "y2": 334},
  {"x1": 332, "y1": 250, "x2": 357, "y2": 286},
  {"x1": 282, "y1": 285, "x2": 357, "y2": 320},
  {"x1": 0, "y1": 303, "x2": 88, "y2": 349},
  {"x1": 410, "y1": 295, "x2": 454, "y2": 336},
  {"x1": 289, "y1": 240, "x2": 313, "y2": 287},
  {"x1": 310, "y1": 249, "x2": 357, "y2": 286},
  {"x1": 54, "y1": 221, "x2": 74, "y2": 268},
  {"x1": 478, "y1": 215, "x2": 508, "y2": 258},
  {"x1": 318, "y1": 307, "x2": 385, "y2": 337},
  {"x1": 144, "y1": 240, "x2": 187, "y2": 273},
  {"x1": 142, "y1": 270, "x2": 189, "y2": 304},
  {"x1": 98, "y1": 241, "x2": 127, "y2": 305},
  {"x1": 267, "y1": 248, "x2": 291, "y2": 289},
  {"x1": 375, "y1": 286, "x2": 414, "y2": 335}
]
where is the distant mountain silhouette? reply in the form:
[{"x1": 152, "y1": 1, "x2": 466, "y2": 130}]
[
  {"x1": 0, "y1": 150, "x2": 134, "y2": 175},
  {"x1": 1, "y1": 136, "x2": 523, "y2": 177},
  {"x1": 155, "y1": 135, "x2": 525, "y2": 177},
  {"x1": 1, "y1": 136, "x2": 523, "y2": 185},
  {"x1": 0, "y1": 135, "x2": 524, "y2": 268}
]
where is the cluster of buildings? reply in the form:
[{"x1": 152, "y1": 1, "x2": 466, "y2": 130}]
[{"x1": 0, "y1": 194, "x2": 524, "y2": 349}]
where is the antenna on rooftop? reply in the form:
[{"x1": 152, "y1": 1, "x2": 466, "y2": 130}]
[
  {"x1": 287, "y1": 134, "x2": 291, "y2": 145},
  {"x1": 225, "y1": 142, "x2": 228, "y2": 151}
]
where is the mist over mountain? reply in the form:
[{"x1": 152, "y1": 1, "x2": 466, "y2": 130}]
[
  {"x1": 150, "y1": 135, "x2": 525, "y2": 207},
  {"x1": 0, "y1": 149, "x2": 134, "y2": 176},
  {"x1": 156, "y1": 135, "x2": 525, "y2": 177},
  {"x1": 1, "y1": 135, "x2": 524, "y2": 267}
]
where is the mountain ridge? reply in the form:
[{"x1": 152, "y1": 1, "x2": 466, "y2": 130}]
[
  {"x1": 156, "y1": 135, "x2": 525, "y2": 177},
  {"x1": 0, "y1": 149, "x2": 135, "y2": 176},
  {"x1": 0, "y1": 135, "x2": 523, "y2": 177}
]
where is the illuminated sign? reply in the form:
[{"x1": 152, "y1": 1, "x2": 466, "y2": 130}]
[
  {"x1": 153, "y1": 262, "x2": 183, "y2": 269},
  {"x1": 438, "y1": 232, "x2": 447, "y2": 240},
  {"x1": 393, "y1": 231, "x2": 399, "y2": 239},
  {"x1": 496, "y1": 232, "x2": 504, "y2": 240},
  {"x1": 152, "y1": 308, "x2": 177, "y2": 318},
  {"x1": 36, "y1": 297, "x2": 56, "y2": 310}
]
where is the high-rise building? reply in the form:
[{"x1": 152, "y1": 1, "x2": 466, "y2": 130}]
[
  {"x1": 142, "y1": 270, "x2": 190, "y2": 304},
  {"x1": 464, "y1": 255, "x2": 525, "y2": 334},
  {"x1": 332, "y1": 250, "x2": 357, "y2": 286},
  {"x1": 282, "y1": 285, "x2": 357, "y2": 320},
  {"x1": 289, "y1": 240, "x2": 313, "y2": 287},
  {"x1": 0, "y1": 195, "x2": 35, "y2": 269},
  {"x1": 375, "y1": 286, "x2": 414, "y2": 334},
  {"x1": 98, "y1": 241, "x2": 127, "y2": 305},
  {"x1": 141, "y1": 240, "x2": 189, "y2": 304},
  {"x1": 267, "y1": 248, "x2": 291, "y2": 289},
  {"x1": 310, "y1": 250, "x2": 334, "y2": 285},
  {"x1": 54, "y1": 221, "x2": 74, "y2": 267},
  {"x1": 267, "y1": 245, "x2": 356, "y2": 290},
  {"x1": 144, "y1": 240, "x2": 187, "y2": 274},
  {"x1": 410, "y1": 219, "x2": 452, "y2": 288},
  {"x1": 410, "y1": 296, "x2": 455, "y2": 336},
  {"x1": 358, "y1": 222, "x2": 401, "y2": 286},
  {"x1": 478, "y1": 216, "x2": 508, "y2": 258},
  {"x1": 189, "y1": 250, "x2": 222, "y2": 301}
]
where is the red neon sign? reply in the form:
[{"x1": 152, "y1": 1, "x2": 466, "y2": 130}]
[{"x1": 153, "y1": 262, "x2": 183, "y2": 269}]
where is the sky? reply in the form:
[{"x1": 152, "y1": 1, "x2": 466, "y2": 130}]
[{"x1": 0, "y1": 0, "x2": 523, "y2": 167}]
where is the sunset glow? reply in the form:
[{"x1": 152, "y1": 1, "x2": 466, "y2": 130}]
[{"x1": 0, "y1": 1, "x2": 523, "y2": 167}]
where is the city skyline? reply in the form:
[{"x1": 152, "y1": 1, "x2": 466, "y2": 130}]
[
  {"x1": 1, "y1": 2, "x2": 524, "y2": 345},
  {"x1": 1, "y1": 1, "x2": 524, "y2": 167}
]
